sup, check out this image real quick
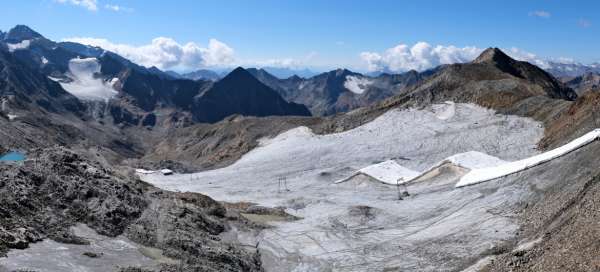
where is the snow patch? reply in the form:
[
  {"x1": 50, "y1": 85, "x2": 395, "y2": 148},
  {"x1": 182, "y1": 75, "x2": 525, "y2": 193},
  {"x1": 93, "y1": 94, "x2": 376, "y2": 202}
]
[
  {"x1": 41, "y1": 56, "x2": 48, "y2": 65},
  {"x1": 513, "y1": 237, "x2": 542, "y2": 253},
  {"x1": 58, "y1": 58, "x2": 118, "y2": 101},
  {"x1": 6, "y1": 40, "x2": 30, "y2": 52},
  {"x1": 344, "y1": 75, "x2": 373, "y2": 94},
  {"x1": 456, "y1": 129, "x2": 600, "y2": 187},
  {"x1": 135, "y1": 169, "x2": 155, "y2": 175}
]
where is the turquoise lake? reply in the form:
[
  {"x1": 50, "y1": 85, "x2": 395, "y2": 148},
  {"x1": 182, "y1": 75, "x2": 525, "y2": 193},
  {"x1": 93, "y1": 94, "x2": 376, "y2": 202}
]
[{"x1": 0, "y1": 151, "x2": 26, "y2": 162}]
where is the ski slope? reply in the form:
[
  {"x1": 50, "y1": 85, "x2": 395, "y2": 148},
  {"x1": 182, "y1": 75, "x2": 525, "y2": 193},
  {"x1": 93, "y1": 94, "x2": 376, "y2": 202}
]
[{"x1": 141, "y1": 103, "x2": 545, "y2": 271}]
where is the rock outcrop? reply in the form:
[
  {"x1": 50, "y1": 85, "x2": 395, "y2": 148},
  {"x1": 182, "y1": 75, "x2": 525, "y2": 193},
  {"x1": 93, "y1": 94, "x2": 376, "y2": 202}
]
[{"x1": 0, "y1": 147, "x2": 261, "y2": 271}]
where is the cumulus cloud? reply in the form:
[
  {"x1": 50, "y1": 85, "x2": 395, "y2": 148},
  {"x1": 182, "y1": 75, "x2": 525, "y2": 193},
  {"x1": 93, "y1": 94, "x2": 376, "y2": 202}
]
[
  {"x1": 529, "y1": 10, "x2": 551, "y2": 18},
  {"x1": 360, "y1": 42, "x2": 482, "y2": 72},
  {"x1": 359, "y1": 42, "x2": 571, "y2": 72},
  {"x1": 54, "y1": 0, "x2": 98, "y2": 11},
  {"x1": 503, "y1": 47, "x2": 551, "y2": 69},
  {"x1": 63, "y1": 37, "x2": 236, "y2": 70},
  {"x1": 104, "y1": 4, "x2": 133, "y2": 12}
]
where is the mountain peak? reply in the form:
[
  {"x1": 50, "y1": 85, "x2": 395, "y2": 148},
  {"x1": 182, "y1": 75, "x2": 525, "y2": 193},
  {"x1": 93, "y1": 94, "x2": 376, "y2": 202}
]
[
  {"x1": 223, "y1": 67, "x2": 253, "y2": 80},
  {"x1": 4, "y1": 25, "x2": 43, "y2": 42},
  {"x1": 231, "y1": 66, "x2": 247, "y2": 73},
  {"x1": 473, "y1": 47, "x2": 513, "y2": 64}
]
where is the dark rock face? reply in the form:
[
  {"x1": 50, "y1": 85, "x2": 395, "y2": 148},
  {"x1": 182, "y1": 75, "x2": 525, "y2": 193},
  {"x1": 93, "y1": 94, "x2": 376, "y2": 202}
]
[
  {"x1": 0, "y1": 147, "x2": 261, "y2": 271},
  {"x1": 141, "y1": 113, "x2": 156, "y2": 127},
  {"x1": 192, "y1": 67, "x2": 311, "y2": 123},
  {"x1": 3, "y1": 25, "x2": 43, "y2": 43}
]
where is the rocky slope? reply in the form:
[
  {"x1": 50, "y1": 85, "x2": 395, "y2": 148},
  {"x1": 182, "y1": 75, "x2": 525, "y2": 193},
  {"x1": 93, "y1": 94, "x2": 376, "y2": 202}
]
[
  {"x1": 480, "y1": 136, "x2": 600, "y2": 272},
  {"x1": 0, "y1": 147, "x2": 262, "y2": 271},
  {"x1": 562, "y1": 72, "x2": 600, "y2": 94}
]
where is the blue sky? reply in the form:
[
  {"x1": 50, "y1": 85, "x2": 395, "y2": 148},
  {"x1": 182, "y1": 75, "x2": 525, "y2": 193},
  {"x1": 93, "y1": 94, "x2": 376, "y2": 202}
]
[{"x1": 1, "y1": 0, "x2": 598, "y2": 72}]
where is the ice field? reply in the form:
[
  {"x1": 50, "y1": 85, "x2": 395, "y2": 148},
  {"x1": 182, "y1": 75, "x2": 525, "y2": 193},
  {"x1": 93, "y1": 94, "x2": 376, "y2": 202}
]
[{"x1": 141, "y1": 103, "x2": 547, "y2": 271}]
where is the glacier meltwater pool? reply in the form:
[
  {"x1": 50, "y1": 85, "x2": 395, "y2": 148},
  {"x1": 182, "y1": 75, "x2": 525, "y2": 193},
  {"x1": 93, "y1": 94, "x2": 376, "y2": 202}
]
[{"x1": 0, "y1": 151, "x2": 26, "y2": 162}]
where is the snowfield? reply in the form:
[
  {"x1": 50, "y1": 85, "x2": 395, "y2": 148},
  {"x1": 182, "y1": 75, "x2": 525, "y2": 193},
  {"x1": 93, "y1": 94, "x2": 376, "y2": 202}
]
[
  {"x1": 6, "y1": 39, "x2": 31, "y2": 52},
  {"x1": 52, "y1": 58, "x2": 118, "y2": 101},
  {"x1": 344, "y1": 75, "x2": 373, "y2": 94},
  {"x1": 141, "y1": 103, "x2": 545, "y2": 271}
]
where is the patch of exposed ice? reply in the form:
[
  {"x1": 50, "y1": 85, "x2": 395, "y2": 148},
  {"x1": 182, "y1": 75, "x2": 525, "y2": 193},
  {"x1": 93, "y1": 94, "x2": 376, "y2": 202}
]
[
  {"x1": 6, "y1": 39, "x2": 30, "y2": 52},
  {"x1": 0, "y1": 224, "x2": 163, "y2": 272},
  {"x1": 344, "y1": 75, "x2": 373, "y2": 94},
  {"x1": 433, "y1": 101, "x2": 456, "y2": 120},
  {"x1": 58, "y1": 58, "x2": 118, "y2": 101},
  {"x1": 456, "y1": 129, "x2": 600, "y2": 187}
]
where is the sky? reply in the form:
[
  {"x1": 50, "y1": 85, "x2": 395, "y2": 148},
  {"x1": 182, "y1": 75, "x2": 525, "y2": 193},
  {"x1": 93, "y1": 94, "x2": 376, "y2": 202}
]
[{"x1": 1, "y1": 0, "x2": 599, "y2": 73}]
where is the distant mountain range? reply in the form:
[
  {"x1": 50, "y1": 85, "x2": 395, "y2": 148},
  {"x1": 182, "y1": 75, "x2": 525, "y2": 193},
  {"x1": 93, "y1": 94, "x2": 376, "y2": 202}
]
[
  {"x1": 545, "y1": 62, "x2": 600, "y2": 78},
  {"x1": 0, "y1": 25, "x2": 311, "y2": 128},
  {"x1": 0, "y1": 24, "x2": 586, "y2": 128},
  {"x1": 171, "y1": 66, "x2": 319, "y2": 82},
  {"x1": 246, "y1": 67, "x2": 435, "y2": 116},
  {"x1": 562, "y1": 72, "x2": 600, "y2": 94}
]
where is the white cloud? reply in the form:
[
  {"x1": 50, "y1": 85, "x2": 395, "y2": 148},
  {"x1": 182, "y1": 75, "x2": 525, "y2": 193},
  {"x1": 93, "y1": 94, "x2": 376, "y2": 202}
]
[
  {"x1": 529, "y1": 10, "x2": 551, "y2": 18},
  {"x1": 359, "y1": 42, "x2": 574, "y2": 72},
  {"x1": 104, "y1": 4, "x2": 133, "y2": 12},
  {"x1": 54, "y1": 0, "x2": 98, "y2": 11},
  {"x1": 63, "y1": 37, "x2": 236, "y2": 70},
  {"x1": 360, "y1": 42, "x2": 482, "y2": 72},
  {"x1": 503, "y1": 47, "x2": 550, "y2": 69}
]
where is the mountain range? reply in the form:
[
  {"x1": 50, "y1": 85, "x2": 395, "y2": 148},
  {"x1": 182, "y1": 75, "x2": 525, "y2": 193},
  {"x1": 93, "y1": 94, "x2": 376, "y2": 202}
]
[
  {"x1": 0, "y1": 25, "x2": 310, "y2": 129},
  {"x1": 2, "y1": 24, "x2": 600, "y2": 272},
  {"x1": 545, "y1": 61, "x2": 600, "y2": 78}
]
